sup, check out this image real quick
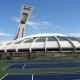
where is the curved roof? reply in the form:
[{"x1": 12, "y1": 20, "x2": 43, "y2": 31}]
[{"x1": 0, "y1": 33, "x2": 80, "y2": 53}]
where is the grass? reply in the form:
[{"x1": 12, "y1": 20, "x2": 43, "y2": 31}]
[{"x1": 0, "y1": 58, "x2": 80, "y2": 78}]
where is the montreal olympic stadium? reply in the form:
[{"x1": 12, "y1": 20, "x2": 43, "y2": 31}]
[{"x1": 0, "y1": 5, "x2": 80, "y2": 59}]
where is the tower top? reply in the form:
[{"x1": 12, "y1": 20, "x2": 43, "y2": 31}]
[{"x1": 20, "y1": 5, "x2": 33, "y2": 24}]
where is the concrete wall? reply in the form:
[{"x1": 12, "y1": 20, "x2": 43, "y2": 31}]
[{"x1": 1, "y1": 52, "x2": 80, "y2": 59}]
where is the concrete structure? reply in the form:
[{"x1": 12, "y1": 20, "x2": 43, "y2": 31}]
[
  {"x1": 14, "y1": 5, "x2": 33, "y2": 40},
  {"x1": 0, "y1": 34, "x2": 80, "y2": 58}
]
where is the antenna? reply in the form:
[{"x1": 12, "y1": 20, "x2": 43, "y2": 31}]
[{"x1": 14, "y1": 5, "x2": 33, "y2": 40}]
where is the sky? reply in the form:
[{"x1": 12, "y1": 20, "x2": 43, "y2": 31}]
[{"x1": 0, "y1": 0, "x2": 80, "y2": 40}]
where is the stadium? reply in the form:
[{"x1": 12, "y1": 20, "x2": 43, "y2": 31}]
[
  {"x1": 1, "y1": 4, "x2": 80, "y2": 80},
  {"x1": 0, "y1": 33, "x2": 80, "y2": 59},
  {"x1": 0, "y1": 5, "x2": 80, "y2": 59}
]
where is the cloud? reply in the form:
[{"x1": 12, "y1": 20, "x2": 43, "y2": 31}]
[
  {"x1": 11, "y1": 17, "x2": 19, "y2": 22},
  {"x1": 0, "y1": 32, "x2": 12, "y2": 36},
  {"x1": 68, "y1": 33, "x2": 80, "y2": 37},
  {"x1": 56, "y1": 26, "x2": 62, "y2": 29},
  {"x1": 11, "y1": 17, "x2": 53, "y2": 29},
  {"x1": 27, "y1": 21, "x2": 52, "y2": 29},
  {"x1": 11, "y1": 16, "x2": 64, "y2": 30}
]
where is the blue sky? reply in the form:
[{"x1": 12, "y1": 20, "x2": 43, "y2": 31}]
[{"x1": 0, "y1": 0, "x2": 80, "y2": 40}]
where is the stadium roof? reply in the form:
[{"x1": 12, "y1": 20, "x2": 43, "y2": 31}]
[{"x1": 0, "y1": 33, "x2": 80, "y2": 53}]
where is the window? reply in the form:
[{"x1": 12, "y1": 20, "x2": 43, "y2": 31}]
[
  {"x1": 68, "y1": 37, "x2": 77, "y2": 41},
  {"x1": 76, "y1": 48, "x2": 80, "y2": 50},
  {"x1": 76, "y1": 38, "x2": 80, "y2": 41},
  {"x1": 14, "y1": 40, "x2": 23, "y2": 44},
  {"x1": 18, "y1": 49, "x2": 30, "y2": 52},
  {"x1": 47, "y1": 48, "x2": 60, "y2": 51},
  {"x1": 35, "y1": 37, "x2": 46, "y2": 42},
  {"x1": 61, "y1": 48, "x2": 73, "y2": 51},
  {"x1": 47, "y1": 37, "x2": 57, "y2": 41},
  {"x1": 23, "y1": 38, "x2": 34, "y2": 43},
  {"x1": 32, "y1": 49, "x2": 45, "y2": 52},
  {"x1": 57, "y1": 36, "x2": 67, "y2": 41},
  {"x1": 29, "y1": 9, "x2": 31, "y2": 11},
  {"x1": 21, "y1": 13, "x2": 28, "y2": 24},
  {"x1": 6, "y1": 42, "x2": 12, "y2": 45}
]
